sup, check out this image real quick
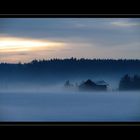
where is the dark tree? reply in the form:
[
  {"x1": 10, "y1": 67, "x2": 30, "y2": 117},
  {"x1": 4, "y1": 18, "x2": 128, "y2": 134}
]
[
  {"x1": 119, "y1": 74, "x2": 140, "y2": 90},
  {"x1": 133, "y1": 75, "x2": 140, "y2": 89},
  {"x1": 64, "y1": 80, "x2": 73, "y2": 88}
]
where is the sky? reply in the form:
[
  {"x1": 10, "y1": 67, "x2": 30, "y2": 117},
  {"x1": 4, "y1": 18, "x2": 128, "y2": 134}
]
[{"x1": 0, "y1": 18, "x2": 140, "y2": 63}]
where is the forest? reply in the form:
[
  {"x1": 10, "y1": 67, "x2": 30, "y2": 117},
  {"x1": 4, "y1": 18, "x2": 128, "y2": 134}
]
[
  {"x1": 0, "y1": 58, "x2": 140, "y2": 90},
  {"x1": 119, "y1": 74, "x2": 140, "y2": 90}
]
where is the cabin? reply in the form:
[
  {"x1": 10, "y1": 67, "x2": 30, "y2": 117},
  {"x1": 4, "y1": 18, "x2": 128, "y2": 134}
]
[{"x1": 79, "y1": 79, "x2": 107, "y2": 91}]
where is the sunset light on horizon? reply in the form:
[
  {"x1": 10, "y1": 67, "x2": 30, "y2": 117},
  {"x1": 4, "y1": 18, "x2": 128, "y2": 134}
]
[{"x1": 0, "y1": 36, "x2": 64, "y2": 52}]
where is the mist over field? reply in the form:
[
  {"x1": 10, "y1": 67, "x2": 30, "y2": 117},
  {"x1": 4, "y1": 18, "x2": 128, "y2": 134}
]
[
  {"x1": 0, "y1": 90, "x2": 140, "y2": 121},
  {"x1": 0, "y1": 59, "x2": 140, "y2": 121}
]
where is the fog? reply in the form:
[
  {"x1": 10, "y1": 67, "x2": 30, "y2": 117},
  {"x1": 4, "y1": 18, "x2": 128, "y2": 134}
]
[
  {"x1": 0, "y1": 59, "x2": 140, "y2": 121},
  {"x1": 0, "y1": 87, "x2": 140, "y2": 121},
  {"x1": 0, "y1": 74, "x2": 122, "y2": 93},
  {"x1": 0, "y1": 73, "x2": 136, "y2": 91}
]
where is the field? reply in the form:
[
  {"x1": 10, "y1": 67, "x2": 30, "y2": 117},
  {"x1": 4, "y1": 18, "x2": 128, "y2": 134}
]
[{"x1": 0, "y1": 90, "x2": 140, "y2": 121}]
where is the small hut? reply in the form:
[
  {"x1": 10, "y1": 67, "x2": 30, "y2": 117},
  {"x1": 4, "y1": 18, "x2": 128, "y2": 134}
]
[{"x1": 79, "y1": 79, "x2": 107, "y2": 91}]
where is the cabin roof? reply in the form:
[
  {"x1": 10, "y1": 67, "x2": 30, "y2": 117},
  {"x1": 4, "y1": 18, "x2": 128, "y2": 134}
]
[
  {"x1": 84, "y1": 79, "x2": 97, "y2": 86},
  {"x1": 81, "y1": 79, "x2": 108, "y2": 87}
]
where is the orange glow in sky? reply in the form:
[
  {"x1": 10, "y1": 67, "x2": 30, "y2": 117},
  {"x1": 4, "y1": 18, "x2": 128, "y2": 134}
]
[{"x1": 0, "y1": 37, "x2": 64, "y2": 52}]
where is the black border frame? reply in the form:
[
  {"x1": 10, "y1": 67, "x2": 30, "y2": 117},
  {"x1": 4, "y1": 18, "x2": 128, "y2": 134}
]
[{"x1": 0, "y1": 13, "x2": 140, "y2": 127}]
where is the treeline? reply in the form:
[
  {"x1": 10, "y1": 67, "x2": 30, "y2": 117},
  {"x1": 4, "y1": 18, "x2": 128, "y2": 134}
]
[
  {"x1": 0, "y1": 58, "x2": 140, "y2": 88},
  {"x1": 1, "y1": 58, "x2": 140, "y2": 74}
]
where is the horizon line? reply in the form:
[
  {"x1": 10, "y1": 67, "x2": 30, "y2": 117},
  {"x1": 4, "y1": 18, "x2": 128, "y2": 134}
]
[{"x1": 1, "y1": 57, "x2": 140, "y2": 64}]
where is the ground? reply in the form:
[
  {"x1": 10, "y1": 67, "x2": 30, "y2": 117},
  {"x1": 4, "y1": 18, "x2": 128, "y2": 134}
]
[{"x1": 0, "y1": 90, "x2": 140, "y2": 121}]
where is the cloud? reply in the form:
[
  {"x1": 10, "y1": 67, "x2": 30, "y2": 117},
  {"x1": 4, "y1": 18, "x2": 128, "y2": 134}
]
[
  {"x1": 0, "y1": 18, "x2": 140, "y2": 62},
  {"x1": 110, "y1": 20, "x2": 140, "y2": 27},
  {"x1": 0, "y1": 36, "x2": 65, "y2": 52},
  {"x1": 0, "y1": 35, "x2": 66, "y2": 63}
]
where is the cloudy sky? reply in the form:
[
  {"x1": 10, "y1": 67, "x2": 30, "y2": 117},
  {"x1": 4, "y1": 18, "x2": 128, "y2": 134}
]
[{"x1": 0, "y1": 18, "x2": 140, "y2": 63}]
